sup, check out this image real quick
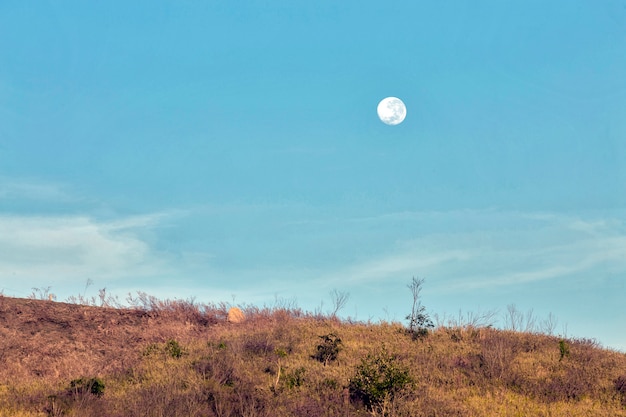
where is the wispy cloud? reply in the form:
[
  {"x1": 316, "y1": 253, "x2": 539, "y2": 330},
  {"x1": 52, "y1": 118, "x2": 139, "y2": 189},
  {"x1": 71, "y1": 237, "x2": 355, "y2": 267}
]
[
  {"x1": 0, "y1": 213, "x2": 174, "y2": 294},
  {"x1": 313, "y1": 209, "x2": 626, "y2": 292},
  {"x1": 0, "y1": 177, "x2": 71, "y2": 201}
]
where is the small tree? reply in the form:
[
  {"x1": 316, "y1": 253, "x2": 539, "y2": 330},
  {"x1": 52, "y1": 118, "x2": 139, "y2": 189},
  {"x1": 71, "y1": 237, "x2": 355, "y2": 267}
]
[{"x1": 406, "y1": 277, "x2": 434, "y2": 340}]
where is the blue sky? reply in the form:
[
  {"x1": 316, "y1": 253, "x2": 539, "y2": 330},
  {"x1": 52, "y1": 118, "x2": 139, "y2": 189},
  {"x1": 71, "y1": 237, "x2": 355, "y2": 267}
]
[{"x1": 1, "y1": 1, "x2": 626, "y2": 350}]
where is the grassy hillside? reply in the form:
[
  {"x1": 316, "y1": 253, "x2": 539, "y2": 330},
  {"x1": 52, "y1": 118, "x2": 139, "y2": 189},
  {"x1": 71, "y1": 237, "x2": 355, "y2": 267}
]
[{"x1": 0, "y1": 294, "x2": 625, "y2": 416}]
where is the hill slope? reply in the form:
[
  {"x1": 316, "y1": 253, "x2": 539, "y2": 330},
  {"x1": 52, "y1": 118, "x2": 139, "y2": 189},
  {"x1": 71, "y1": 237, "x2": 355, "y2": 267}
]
[{"x1": 0, "y1": 295, "x2": 625, "y2": 416}]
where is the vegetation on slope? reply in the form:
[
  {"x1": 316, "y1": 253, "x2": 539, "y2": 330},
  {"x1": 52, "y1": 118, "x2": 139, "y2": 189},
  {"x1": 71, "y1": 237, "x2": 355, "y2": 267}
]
[{"x1": 0, "y1": 291, "x2": 625, "y2": 416}]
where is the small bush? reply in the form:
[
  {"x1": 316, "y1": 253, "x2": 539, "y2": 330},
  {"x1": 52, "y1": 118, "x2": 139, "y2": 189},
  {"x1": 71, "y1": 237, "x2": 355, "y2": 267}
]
[
  {"x1": 142, "y1": 343, "x2": 160, "y2": 356},
  {"x1": 165, "y1": 339, "x2": 184, "y2": 358},
  {"x1": 559, "y1": 340, "x2": 570, "y2": 361},
  {"x1": 69, "y1": 377, "x2": 105, "y2": 397},
  {"x1": 349, "y1": 345, "x2": 413, "y2": 412},
  {"x1": 44, "y1": 377, "x2": 106, "y2": 415},
  {"x1": 143, "y1": 339, "x2": 185, "y2": 358},
  {"x1": 322, "y1": 378, "x2": 339, "y2": 389},
  {"x1": 285, "y1": 367, "x2": 306, "y2": 389},
  {"x1": 312, "y1": 333, "x2": 342, "y2": 366}
]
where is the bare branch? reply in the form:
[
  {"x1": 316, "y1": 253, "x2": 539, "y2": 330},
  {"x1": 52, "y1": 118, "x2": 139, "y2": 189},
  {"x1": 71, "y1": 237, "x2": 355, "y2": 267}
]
[{"x1": 329, "y1": 289, "x2": 350, "y2": 318}]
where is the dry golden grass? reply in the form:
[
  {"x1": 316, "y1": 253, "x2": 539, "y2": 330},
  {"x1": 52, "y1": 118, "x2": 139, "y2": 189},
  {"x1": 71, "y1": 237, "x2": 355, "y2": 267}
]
[{"x1": 0, "y1": 294, "x2": 625, "y2": 416}]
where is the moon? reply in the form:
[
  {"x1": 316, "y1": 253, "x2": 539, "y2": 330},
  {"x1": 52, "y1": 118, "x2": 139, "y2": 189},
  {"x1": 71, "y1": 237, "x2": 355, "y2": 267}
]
[{"x1": 377, "y1": 97, "x2": 406, "y2": 125}]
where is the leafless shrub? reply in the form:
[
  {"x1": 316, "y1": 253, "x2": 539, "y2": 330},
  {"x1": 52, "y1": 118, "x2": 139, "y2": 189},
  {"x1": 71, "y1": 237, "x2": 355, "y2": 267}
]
[
  {"x1": 270, "y1": 294, "x2": 298, "y2": 312},
  {"x1": 29, "y1": 286, "x2": 53, "y2": 300},
  {"x1": 435, "y1": 309, "x2": 498, "y2": 329},
  {"x1": 504, "y1": 304, "x2": 523, "y2": 331},
  {"x1": 479, "y1": 331, "x2": 516, "y2": 380},
  {"x1": 217, "y1": 301, "x2": 230, "y2": 318},
  {"x1": 121, "y1": 385, "x2": 211, "y2": 417},
  {"x1": 162, "y1": 298, "x2": 219, "y2": 326},
  {"x1": 125, "y1": 291, "x2": 161, "y2": 311},
  {"x1": 504, "y1": 304, "x2": 538, "y2": 333},
  {"x1": 240, "y1": 304, "x2": 270, "y2": 323},
  {"x1": 97, "y1": 288, "x2": 123, "y2": 308},
  {"x1": 120, "y1": 291, "x2": 220, "y2": 326},
  {"x1": 194, "y1": 354, "x2": 237, "y2": 387},
  {"x1": 243, "y1": 332, "x2": 275, "y2": 356},
  {"x1": 571, "y1": 337, "x2": 601, "y2": 350},
  {"x1": 542, "y1": 365, "x2": 596, "y2": 402},
  {"x1": 539, "y1": 312, "x2": 558, "y2": 335},
  {"x1": 236, "y1": 385, "x2": 270, "y2": 417},
  {"x1": 313, "y1": 300, "x2": 325, "y2": 320},
  {"x1": 615, "y1": 375, "x2": 626, "y2": 406},
  {"x1": 523, "y1": 308, "x2": 537, "y2": 333},
  {"x1": 208, "y1": 388, "x2": 236, "y2": 417},
  {"x1": 289, "y1": 397, "x2": 326, "y2": 417}
]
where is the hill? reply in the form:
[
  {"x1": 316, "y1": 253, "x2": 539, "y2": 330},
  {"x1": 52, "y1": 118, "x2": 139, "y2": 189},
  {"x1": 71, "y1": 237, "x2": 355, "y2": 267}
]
[{"x1": 0, "y1": 294, "x2": 625, "y2": 416}]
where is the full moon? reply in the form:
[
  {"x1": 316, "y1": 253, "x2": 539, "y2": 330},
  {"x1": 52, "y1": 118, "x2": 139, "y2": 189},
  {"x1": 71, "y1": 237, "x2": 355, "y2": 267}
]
[{"x1": 377, "y1": 97, "x2": 406, "y2": 125}]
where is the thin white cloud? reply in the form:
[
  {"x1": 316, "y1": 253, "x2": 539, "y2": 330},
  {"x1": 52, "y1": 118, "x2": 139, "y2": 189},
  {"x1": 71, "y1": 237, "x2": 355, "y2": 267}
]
[
  {"x1": 313, "y1": 209, "x2": 626, "y2": 292},
  {"x1": 0, "y1": 177, "x2": 71, "y2": 201},
  {"x1": 0, "y1": 213, "x2": 173, "y2": 292},
  {"x1": 317, "y1": 248, "x2": 475, "y2": 287}
]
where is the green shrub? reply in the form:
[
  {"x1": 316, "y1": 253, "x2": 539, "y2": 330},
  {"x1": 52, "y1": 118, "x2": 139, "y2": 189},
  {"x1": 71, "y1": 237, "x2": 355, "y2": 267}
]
[
  {"x1": 143, "y1": 339, "x2": 185, "y2": 358},
  {"x1": 312, "y1": 333, "x2": 342, "y2": 365},
  {"x1": 69, "y1": 377, "x2": 105, "y2": 397},
  {"x1": 165, "y1": 339, "x2": 184, "y2": 358},
  {"x1": 559, "y1": 340, "x2": 570, "y2": 361},
  {"x1": 322, "y1": 378, "x2": 339, "y2": 389},
  {"x1": 285, "y1": 367, "x2": 306, "y2": 389},
  {"x1": 349, "y1": 345, "x2": 413, "y2": 412},
  {"x1": 142, "y1": 343, "x2": 160, "y2": 356}
]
